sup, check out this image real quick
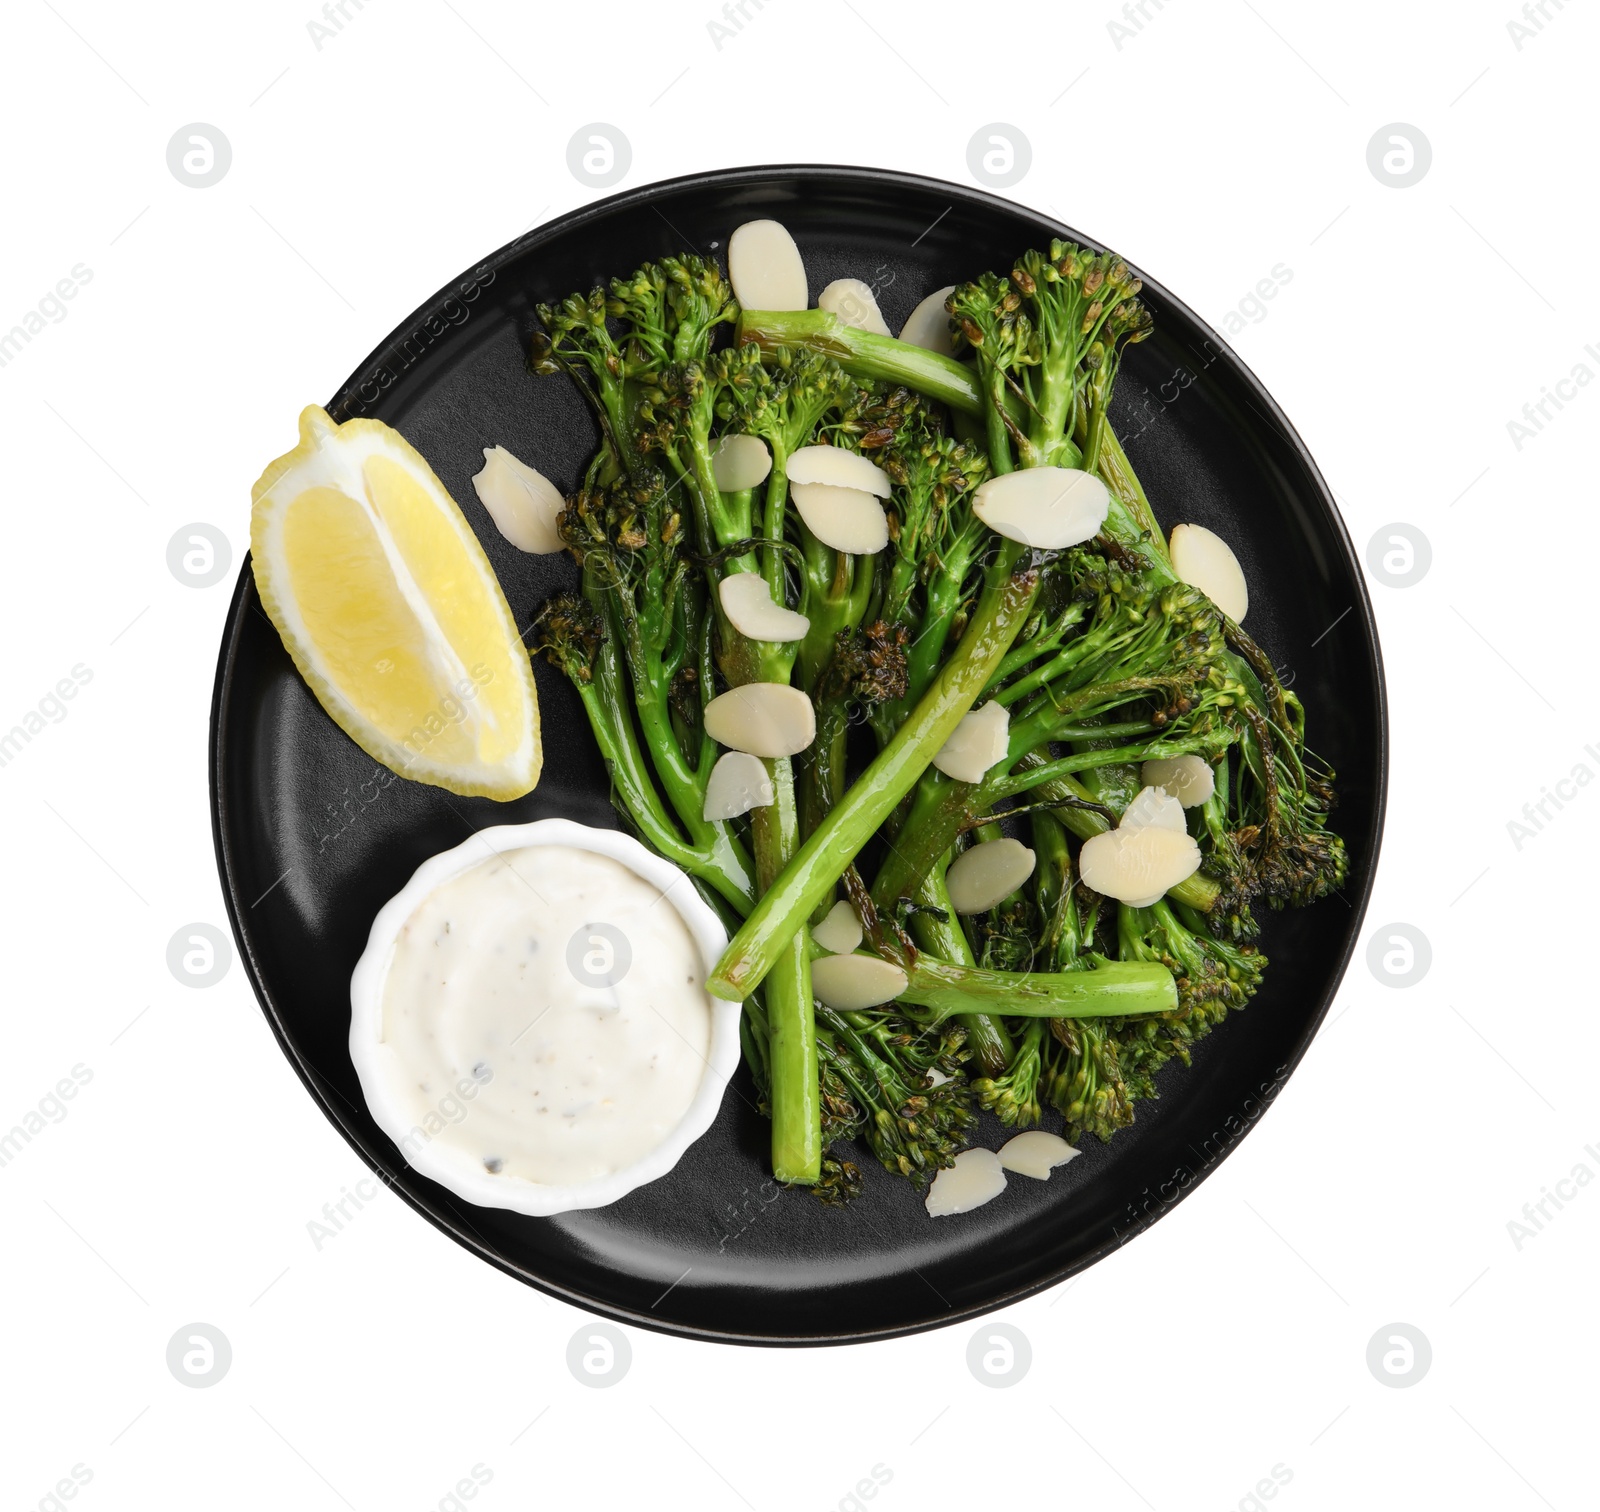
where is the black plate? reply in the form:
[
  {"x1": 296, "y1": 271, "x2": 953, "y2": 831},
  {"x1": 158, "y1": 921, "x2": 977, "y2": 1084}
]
[{"x1": 211, "y1": 165, "x2": 1386, "y2": 1345}]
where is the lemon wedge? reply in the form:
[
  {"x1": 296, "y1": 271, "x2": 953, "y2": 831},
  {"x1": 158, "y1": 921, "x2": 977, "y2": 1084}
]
[{"x1": 251, "y1": 406, "x2": 542, "y2": 800}]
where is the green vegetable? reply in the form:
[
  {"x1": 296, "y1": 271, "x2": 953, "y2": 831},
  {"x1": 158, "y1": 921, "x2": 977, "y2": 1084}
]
[
  {"x1": 974, "y1": 1018, "x2": 1046, "y2": 1127},
  {"x1": 815, "y1": 1007, "x2": 976, "y2": 1186},
  {"x1": 705, "y1": 541, "x2": 1038, "y2": 1001},
  {"x1": 737, "y1": 257, "x2": 1346, "y2": 940},
  {"x1": 711, "y1": 242, "x2": 1153, "y2": 1002},
  {"x1": 530, "y1": 231, "x2": 1345, "y2": 1206},
  {"x1": 897, "y1": 953, "x2": 1176, "y2": 1022}
]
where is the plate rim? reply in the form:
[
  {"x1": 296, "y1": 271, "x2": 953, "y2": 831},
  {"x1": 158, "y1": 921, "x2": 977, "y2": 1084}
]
[{"x1": 210, "y1": 162, "x2": 1389, "y2": 1347}]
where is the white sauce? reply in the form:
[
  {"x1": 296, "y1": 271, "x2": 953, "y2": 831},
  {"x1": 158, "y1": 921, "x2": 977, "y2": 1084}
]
[{"x1": 378, "y1": 844, "x2": 711, "y2": 1188}]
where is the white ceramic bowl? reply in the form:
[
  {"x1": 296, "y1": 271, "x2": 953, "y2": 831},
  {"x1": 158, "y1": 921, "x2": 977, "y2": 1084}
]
[{"x1": 349, "y1": 818, "x2": 736, "y2": 1217}]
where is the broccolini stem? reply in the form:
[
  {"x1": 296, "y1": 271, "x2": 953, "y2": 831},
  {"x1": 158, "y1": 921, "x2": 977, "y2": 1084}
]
[
  {"x1": 699, "y1": 449, "x2": 819, "y2": 1176},
  {"x1": 897, "y1": 954, "x2": 1176, "y2": 1021},
  {"x1": 986, "y1": 600, "x2": 1089, "y2": 693},
  {"x1": 760, "y1": 451, "x2": 789, "y2": 600},
  {"x1": 737, "y1": 309, "x2": 985, "y2": 414},
  {"x1": 574, "y1": 634, "x2": 754, "y2": 912},
  {"x1": 617, "y1": 625, "x2": 715, "y2": 836},
  {"x1": 800, "y1": 700, "x2": 850, "y2": 849},
  {"x1": 752, "y1": 755, "x2": 821, "y2": 1184},
  {"x1": 883, "y1": 524, "x2": 984, "y2": 726},
  {"x1": 907, "y1": 867, "x2": 1012, "y2": 1076},
  {"x1": 795, "y1": 537, "x2": 874, "y2": 694},
  {"x1": 1095, "y1": 424, "x2": 1172, "y2": 569},
  {"x1": 739, "y1": 990, "x2": 771, "y2": 1100},
  {"x1": 990, "y1": 735, "x2": 1220, "y2": 800},
  {"x1": 707, "y1": 541, "x2": 1041, "y2": 1001}
]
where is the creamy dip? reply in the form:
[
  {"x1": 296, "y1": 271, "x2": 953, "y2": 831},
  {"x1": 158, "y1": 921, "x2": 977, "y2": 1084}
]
[{"x1": 378, "y1": 844, "x2": 712, "y2": 1188}]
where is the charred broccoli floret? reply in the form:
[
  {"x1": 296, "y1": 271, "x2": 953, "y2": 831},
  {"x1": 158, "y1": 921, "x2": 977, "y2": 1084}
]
[{"x1": 815, "y1": 1009, "x2": 975, "y2": 1189}]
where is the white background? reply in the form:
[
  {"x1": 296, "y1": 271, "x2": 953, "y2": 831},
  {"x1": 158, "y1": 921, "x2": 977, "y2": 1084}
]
[{"x1": 1, "y1": 1, "x2": 1594, "y2": 1508}]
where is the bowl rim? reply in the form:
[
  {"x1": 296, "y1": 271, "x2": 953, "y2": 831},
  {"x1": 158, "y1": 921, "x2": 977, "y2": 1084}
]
[
  {"x1": 211, "y1": 162, "x2": 1388, "y2": 1345},
  {"x1": 347, "y1": 817, "x2": 737, "y2": 1217}
]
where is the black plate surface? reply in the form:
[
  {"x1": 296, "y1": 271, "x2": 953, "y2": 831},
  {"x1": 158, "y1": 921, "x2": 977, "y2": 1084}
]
[{"x1": 211, "y1": 166, "x2": 1386, "y2": 1345}]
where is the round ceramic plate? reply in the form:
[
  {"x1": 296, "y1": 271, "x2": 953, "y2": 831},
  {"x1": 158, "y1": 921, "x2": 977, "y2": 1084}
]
[{"x1": 210, "y1": 165, "x2": 1386, "y2": 1345}]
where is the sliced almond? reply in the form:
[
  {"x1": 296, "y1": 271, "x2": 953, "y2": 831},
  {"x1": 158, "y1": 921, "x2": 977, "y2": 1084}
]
[
  {"x1": 932, "y1": 701, "x2": 1010, "y2": 783},
  {"x1": 810, "y1": 953, "x2": 907, "y2": 1010},
  {"x1": 946, "y1": 837, "x2": 1037, "y2": 915},
  {"x1": 719, "y1": 571, "x2": 809, "y2": 643},
  {"x1": 1141, "y1": 754, "x2": 1215, "y2": 808},
  {"x1": 702, "y1": 682, "x2": 816, "y2": 758},
  {"x1": 817, "y1": 277, "x2": 892, "y2": 337},
  {"x1": 703, "y1": 750, "x2": 775, "y2": 821},
  {"x1": 788, "y1": 445, "x2": 893, "y2": 498},
  {"x1": 1120, "y1": 785, "x2": 1187, "y2": 835},
  {"x1": 790, "y1": 481, "x2": 888, "y2": 555},
  {"x1": 1078, "y1": 824, "x2": 1202, "y2": 908},
  {"x1": 727, "y1": 219, "x2": 808, "y2": 311},
  {"x1": 998, "y1": 1131, "x2": 1079, "y2": 1180},
  {"x1": 812, "y1": 899, "x2": 863, "y2": 955},
  {"x1": 712, "y1": 433, "x2": 773, "y2": 492},
  {"x1": 899, "y1": 285, "x2": 957, "y2": 354},
  {"x1": 1170, "y1": 523, "x2": 1248, "y2": 622},
  {"x1": 925, "y1": 1148, "x2": 1006, "y2": 1217},
  {"x1": 972, "y1": 467, "x2": 1110, "y2": 550},
  {"x1": 470, "y1": 445, "x2": 566, "y2": 553}
]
